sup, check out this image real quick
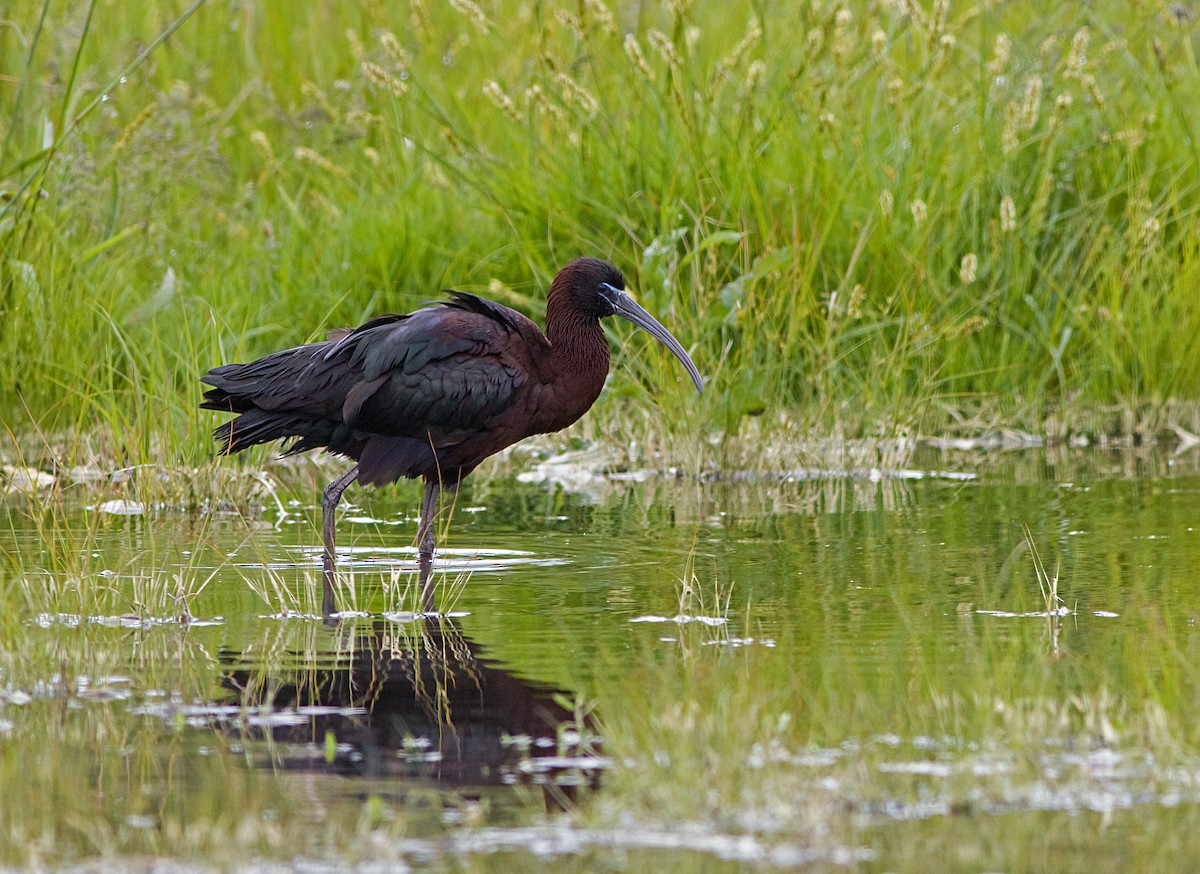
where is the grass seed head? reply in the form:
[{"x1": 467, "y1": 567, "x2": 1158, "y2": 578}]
[
  {"x1": 248, "y1": 130, "x2": 274, "y2": 160},
  {"x1": 931, "y1": 0, "x2": 949, "y2": 36},
  {"x1": 1065, "y1": 26, "x2": 1090, "y2": 77},
  {"x1": 1114, "y1": 128, "x2": 1146, "y2": 150},
  {"x1": 439, "y1": 126, "x2": 468, "y2": 158},
  {"x1": 668, "y1": 0, "x2": 693, "y2": 23},
  {"x1": 724, "y1": 17, "x2": 762, "y2": 69},
  {"x1": 449, "y1": 0, "x2": 491, "y2": 34},
  {"x1": 1002, "y1": 101, "x2": 1020, "y2": 153},
  {"x1": 113, "y1": 101, "x2": 158, "y2": 156},
  {"x1": 301, "y1": 82, "x2": 338, "y2": 121},
  {"x1": 1021, "y1": 75, "x2": 1043, "y2": 130},
  {"x1": 1039, "y1": 34, "x2": 1058, "y2": 62},
  {"x1": 583, "y1": 0, "x2": 617, "y2": 36},
  {"x1": 555, "y1": 8, "x2": 585, "y2": 41},
  {"x1": 1050, "y1": 92, "x2": 1073, "y2": 128},
  {"x1": 344, "y1": 110, "x2": 381, "y2": 127},
  {"x1": 902, "y1": 0, "x2": 928, "y2": 26},
  {"x1": 871, "y1": 29, "x2": 888, "y2": 62},
  {"x1": 380, "y1": 32, "x2": 411, "y2": 68},
  {"x1": 847, "y1": 283, "x2": 865, "y2": 318},
  {"x1": 362, "y1": 62, "x2": 408, "y2": 98},
  {"x1": 1138, "y1": 215, "x2": 1162, "y2": 250},
  {"x1": 483, "y1": 80, "x2": 520, "y2": 121},
  {"x1": 745, "y1": 59, "x2": 767, "y2": 91},
  {"x1": 1000, "y1": 195, "x2": 1017, "y2": 232},
  {"x1": 953, "y1": 315, "x2": 988, "y2": 337},
  {"x1": 989, "y1": 33, "x2": 1011, "y2": 73},
  {"x1": 555, "y1": 72, "x2": 599, "y2": 116},
  {"x1": 294, "y1": 147, "x2": 349, "y2": 179},
  {"x1": 345, "y1": 28, "x2": 364, "y2": 60},
  {"x1": 624, "y1": 34, "x2": 656, "y2": 81},
  {"x1": 649, "y1": 30, "x2": 682, "y2": 68},
  {"x1": 833, "y1": 9, "x2": 854, "y2": 60},
  {"x1": 1082, "y1": 73, "x2": 1105, "y2": 107},
  {"x1": 524, "y1": 85, "x2": 567, "y2": 126},
  {"x1": 959, "y1": 252, "x2": 978, "y2": 284},
  {"x1": 911, "y1": 198, "x2": 928, "y2": 228},
  {"x1": 409, "y1": 0, "x2": 431, "y2": 35}
]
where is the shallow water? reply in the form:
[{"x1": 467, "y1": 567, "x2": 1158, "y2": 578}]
[{"x1": 4, "y1": 446, "x2": 1200, "y2": 870}]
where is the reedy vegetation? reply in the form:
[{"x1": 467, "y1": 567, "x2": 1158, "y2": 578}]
[{"x1": 2, "y1": 0, "x2": 1200, "y2": 482}]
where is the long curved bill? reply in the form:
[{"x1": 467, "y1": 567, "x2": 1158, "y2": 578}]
[{"x1": 600, "y1": 283, "x2": 705, "y2": 393}]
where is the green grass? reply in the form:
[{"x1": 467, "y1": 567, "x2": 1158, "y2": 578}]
[{"x1": 3, "y1": 0, "x2": 1200, "y2": 479}]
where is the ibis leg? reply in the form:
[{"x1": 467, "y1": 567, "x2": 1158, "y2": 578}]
[
  {"x1": 417, "y1": 479, "x2": 441, "y2": 611},
  {"x1": 321, "y1": 464, "x2": 360, "y2": 616}
]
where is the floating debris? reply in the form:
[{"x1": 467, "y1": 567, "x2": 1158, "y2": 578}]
[
  {"x1": 243, "y1": 545, "x2": 570, "y2": 576},
  {"x1": 878, "y1": 760, "x2": 955, "y2": 777},
  {"x1": 382, "y1": 610, "x2": 470, "y2": 623},
  {"x1": 976, "y1": 607, "x2": 1073, "y2": 618},
  {"x1": 517, "y1": 447, "x2": 611, "y2": 498},
  {"x1": 630, "y1": 614, "x2": 728, "y2": 626},
  {"x1": 922, "y1": 431, "x2": 1043, "y2": 450},
  {"x1": 704, "y1": 636, "x2": 776, "y2": 648},
  {"x1": 92, "y1": 499, "x2": 145, "y2": 515},
  {"x1": 415, "y1": 823, "x2": 867, "y2": 867},
  {"x1": 33, "y1": 613, "x2": 223, "y2": 629},
  {"x1": 699, "y1": 467, "x2": 977, "y2": 483},
  {"x1": 1, "y1": 466, "x2": 56, "y2": 492}
]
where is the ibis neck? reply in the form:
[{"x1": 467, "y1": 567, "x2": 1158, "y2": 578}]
[
  {"x1": 546, "y1": 307, "x2": 610, "y2": 377},
  {"x1": 542, "y1": 295, "x2": 610, "y2": 421}
]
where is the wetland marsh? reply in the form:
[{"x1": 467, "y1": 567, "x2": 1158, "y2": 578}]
[{"x1": 6, "y1": 0, "x2": 1200, "y2": 868}]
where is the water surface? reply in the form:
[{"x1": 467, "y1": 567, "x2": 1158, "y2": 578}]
[{"x1": 3, "y1": 446, "x2": 1200, "y2": 870}]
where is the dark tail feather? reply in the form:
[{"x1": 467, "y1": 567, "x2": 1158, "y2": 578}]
[
  {"x1": 214, "y1": 409, "x2": 335, "y2": 455},
  {"x1": 200, "y1": 366, "x2": 257, "y2": 414}
]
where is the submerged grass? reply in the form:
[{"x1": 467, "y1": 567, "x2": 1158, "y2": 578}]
[
  {"x1": 1022, "y1": 521, "x2": 1066, "y2": 613},
  {"x1": 2, "y1": 1, "x2": 1200, "y2": 481}
]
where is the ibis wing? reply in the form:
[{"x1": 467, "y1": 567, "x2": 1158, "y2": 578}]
[
  {"x1": 201, "y1": 295, "x2": 545, "y2": 445},
  {"x1": 338, "y1": 301, "x2": 540, "y2": 438},
  {"x1": 201, "y1": 341, "x2": 369, "y2": 418}
]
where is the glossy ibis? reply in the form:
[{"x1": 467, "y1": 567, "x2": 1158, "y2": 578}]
[{"x1": 201, "y1": 257, "x2": 703, "y2": 616}]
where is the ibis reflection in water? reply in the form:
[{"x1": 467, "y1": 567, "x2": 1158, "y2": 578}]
[
  {"x1": 219, "y1": 617, "x2": 605, "y2": 807},
  {"x1": 202, "y1": 258, "x2": 703, "y2": 616}
]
